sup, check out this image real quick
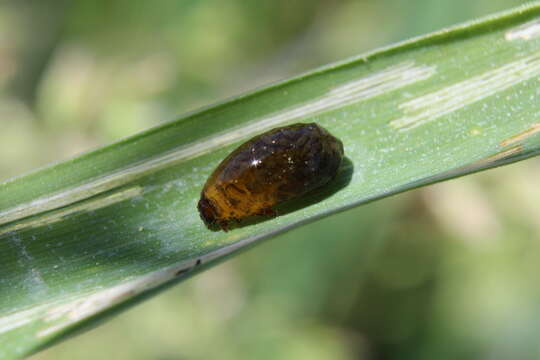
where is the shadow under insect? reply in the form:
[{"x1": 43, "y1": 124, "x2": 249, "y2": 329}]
[{"x1": 206, "y1": 157, "x2": 354, "y2": 231}]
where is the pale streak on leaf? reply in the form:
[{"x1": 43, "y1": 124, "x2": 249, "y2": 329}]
[
  {"x1": 328, "y1": 61, "x2": 435, "y2": 99},
  {"x1": 505, "y1": 19, "x2": 540, "y2": 40},
  {"x1": 0, "y1": 304, "x2": 53, "y2": 335},
  {"x1": 390, "y1": 52, "x2": 540, "y2": 130},
  {"x1": 0, "y1": 186, "x2": 143, "y2": 236}
]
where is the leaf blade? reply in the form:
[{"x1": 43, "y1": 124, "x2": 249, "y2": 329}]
[{"x1": 2, "y1": 3, "x2": 540, "y2": 359}]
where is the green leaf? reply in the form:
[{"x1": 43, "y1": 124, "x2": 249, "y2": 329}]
[{"x1": 2, "y1": 3, "x2": 540, "y2": 358}]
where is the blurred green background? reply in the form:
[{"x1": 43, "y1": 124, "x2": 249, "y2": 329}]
[{"x1": 1, "y1": 0, "x2": 538, "y2": 359}]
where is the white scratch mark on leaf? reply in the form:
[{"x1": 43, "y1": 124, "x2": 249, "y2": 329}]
[
  {"x1": 0, "y1": 186, "x2": 142, "y2": 236},
  {"x1": 0, "y1": 304, "x2": 51, "y2": 335},
  {"x1": 505, "y1": 19, "x2": 540, "y2": 40},
  {"x1": 328, "y1": 61, "x2": 435, "y2": 100},
  {"x1": 390, "y1": 52, "x2": 540, "y2": 130}
]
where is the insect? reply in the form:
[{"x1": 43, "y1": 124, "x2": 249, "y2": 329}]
[{"x1": 198, "y1": 122, "x2": 344, "y2": 231}]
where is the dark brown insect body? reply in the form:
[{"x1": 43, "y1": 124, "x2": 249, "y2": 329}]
[{"x1": 198, "y1": 123, "x2": 344, "y2": 231}]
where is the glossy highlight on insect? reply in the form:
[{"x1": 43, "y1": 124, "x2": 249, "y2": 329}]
[{"x1": 198, "y1": 123, "x2": 344, "y2": 231}]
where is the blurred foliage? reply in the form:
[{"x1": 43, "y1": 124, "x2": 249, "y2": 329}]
[{"x1": 0, "y1": 0, "x2": 538, "y2": 359}]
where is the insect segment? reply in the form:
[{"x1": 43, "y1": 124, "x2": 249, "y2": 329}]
[{"x1": 198, "y1": 123, "x2": 344, "y2": 231}]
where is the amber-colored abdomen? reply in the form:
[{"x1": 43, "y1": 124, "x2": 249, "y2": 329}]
[{"x1": 198, "y1": 123, "x2": 344, "y2": 231}]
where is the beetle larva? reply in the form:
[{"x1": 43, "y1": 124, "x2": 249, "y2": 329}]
[{"x1": 198, "y1": 123, "x2": 344, "y2": 231}]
